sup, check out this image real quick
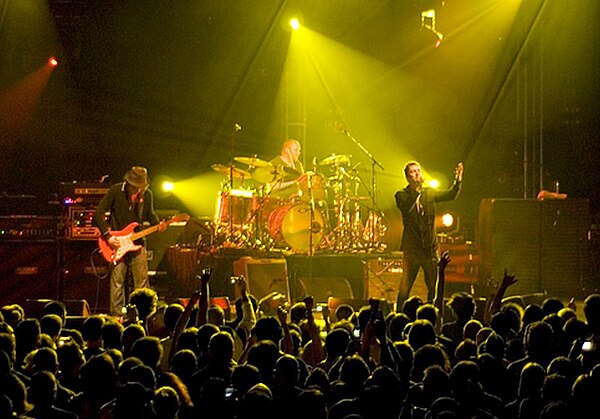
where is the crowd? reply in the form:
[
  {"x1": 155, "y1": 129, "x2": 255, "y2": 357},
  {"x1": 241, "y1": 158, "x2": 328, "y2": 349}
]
[{"x1": 1, "y1": 261, "x2": 599, "y2": 419}]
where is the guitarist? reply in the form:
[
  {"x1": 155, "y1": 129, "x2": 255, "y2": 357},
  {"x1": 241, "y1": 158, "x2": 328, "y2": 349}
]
[{"x1": 94, "y1": 166, "x2": 166, "y2": 317}]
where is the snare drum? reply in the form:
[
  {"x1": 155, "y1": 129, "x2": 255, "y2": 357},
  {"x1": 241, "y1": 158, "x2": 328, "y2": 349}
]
[
  {"x1": 215, "y1": 189, "x2": 253, "y2": 226},
  {"x1": 298, "y1": 171, "x2": 327, "y2": 202},
  {"x1": 268, "y1": 203, "x2": 326, "y2": 253}
]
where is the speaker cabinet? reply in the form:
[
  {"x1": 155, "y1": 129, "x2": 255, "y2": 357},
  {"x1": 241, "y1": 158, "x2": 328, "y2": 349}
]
[
  {"x1": 540, "y1": 199, "x2": 591, "y2": 297},
  {"x1": 0, "y1": 241, "x2": 58, "y2": 307},
  {"x1": 364, "y1": 256, "x2": 429, "y2": 303},
  {"x1": 233, "y1": 257, "x2": 289, "y2": 302},
  {"x1": 286, "y1": 255, "x2": 365, "y2": 303},
  {"x1": 146, "y1": 223, "x2": 186, "y2": 272},
  {"x1": 479, "y1": 198, "x2": 590, "y2": 298},
  {"x1": 61, "y1": 241, "x2": 110, "y2": 313}
]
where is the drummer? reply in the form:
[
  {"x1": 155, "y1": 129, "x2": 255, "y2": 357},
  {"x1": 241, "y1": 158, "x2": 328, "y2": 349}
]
[{"x1": 269, "y1": 138, "x2": 305, "y2": 199}]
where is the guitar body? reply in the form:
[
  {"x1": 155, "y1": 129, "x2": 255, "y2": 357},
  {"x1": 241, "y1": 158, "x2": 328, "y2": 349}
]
[
  {"x1": 98, "y1": 222, "x2": 142, "y2": 264},
  {"x1": 98, "y1": 214, "x2": 189, "y2": 265}
]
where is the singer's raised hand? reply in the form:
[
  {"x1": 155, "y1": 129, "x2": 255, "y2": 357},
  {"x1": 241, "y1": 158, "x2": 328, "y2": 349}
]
[{"x1": 455, "y1": 162, "x2": 464, "y2": 182}]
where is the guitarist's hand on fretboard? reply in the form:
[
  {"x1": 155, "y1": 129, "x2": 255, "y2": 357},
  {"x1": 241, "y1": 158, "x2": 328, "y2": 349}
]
[{"x1": 158, "y1": 220, "x2": 167, "y2": 232}]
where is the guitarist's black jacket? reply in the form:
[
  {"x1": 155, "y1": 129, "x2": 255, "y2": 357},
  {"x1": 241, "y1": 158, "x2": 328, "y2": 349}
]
[{"x1": 94, "y1": 182, "x2": 161, "y2": 244}]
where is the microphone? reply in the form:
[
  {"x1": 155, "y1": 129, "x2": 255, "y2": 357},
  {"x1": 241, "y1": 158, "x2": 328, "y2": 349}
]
[{"x1": 235, "y1": 123, "x2": 242, "y2": 132}]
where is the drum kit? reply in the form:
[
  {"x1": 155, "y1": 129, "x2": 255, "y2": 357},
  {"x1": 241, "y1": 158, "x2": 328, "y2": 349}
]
[{"x1": 210, "y1": 154, "x2": 387, "y2": 254}]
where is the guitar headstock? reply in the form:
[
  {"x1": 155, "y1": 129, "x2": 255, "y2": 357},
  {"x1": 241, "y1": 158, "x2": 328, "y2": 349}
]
[{"x1": 169, "y1": 213, "x2": 190, "y2": 224}]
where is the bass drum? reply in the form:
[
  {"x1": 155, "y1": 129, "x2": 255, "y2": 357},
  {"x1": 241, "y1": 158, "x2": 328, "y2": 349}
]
[{"x1": 268, "y1": 203, "x2": 326, "y2": 253}]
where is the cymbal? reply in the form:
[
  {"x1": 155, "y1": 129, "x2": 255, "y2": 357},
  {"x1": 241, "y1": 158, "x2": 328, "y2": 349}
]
[
  {"x1": 319, "y1": 154, "x2": 351, "y2": 166},
  {"x1": 211, "y1": 164, "x2": 251, "y2": 179},
  {"x1": 251, "y1": 164, "x2": 299, "y2": 183},
  {"x1": 234, "y1": 156, "x2": 271, "y2": 167}
]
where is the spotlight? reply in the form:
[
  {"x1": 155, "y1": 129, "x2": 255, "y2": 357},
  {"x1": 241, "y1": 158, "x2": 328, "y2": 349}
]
[
  {"x1": 428, "y1": 179, "x2": 440, "y2": 189},
  {"x1": 441, "y1": 213, "x2": 454, "y2": 228},
  {"x1": 48, "y1": 57, "x2": 58, "y2": 67},
  {"x1": 162, "y1": 181, "x2": 175, "y2": 192},
  {"x1": 290, "y1": 18, "x2": 300, "y2": 30}
]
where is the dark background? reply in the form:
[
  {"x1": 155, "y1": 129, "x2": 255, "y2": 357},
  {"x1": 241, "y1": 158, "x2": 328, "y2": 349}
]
[{"x1": 1, "y1": 0, "x2": 599, "y2": 240}]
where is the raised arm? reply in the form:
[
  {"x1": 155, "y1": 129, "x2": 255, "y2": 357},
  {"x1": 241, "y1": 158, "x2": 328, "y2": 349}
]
[
  {"x1": 484, "y1": 268, "x2": 517, "y2": 324},
  {"x1": 195, "y1": 267, "x2": 212, "y2": 327},
  {"x1": 168, "y1": 289, "x2": 201, "y2": 363}
]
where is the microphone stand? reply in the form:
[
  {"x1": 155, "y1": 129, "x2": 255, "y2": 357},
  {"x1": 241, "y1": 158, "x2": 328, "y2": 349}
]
[
  {"x1": 339, "y1": 128, "x2": 385, "y2": 250},
  {"x1": 227, "y1": 124, "x2": 242, "y2": 246}
]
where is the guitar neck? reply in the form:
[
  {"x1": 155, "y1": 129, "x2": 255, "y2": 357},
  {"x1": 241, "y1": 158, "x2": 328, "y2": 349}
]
[{"x1": 130, "y1": 221, "x2": 170, "y2": 241}]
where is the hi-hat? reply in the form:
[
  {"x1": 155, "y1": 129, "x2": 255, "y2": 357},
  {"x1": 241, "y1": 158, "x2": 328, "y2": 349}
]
[
  {"x1": 211, "y1": 163, "x2": 251, "y2": 179},
  {"x1": 319, "y1": 154, "x2": 351, "y2": 166},
  {"x1": 234, "y1": 156, "x2": 271, "y2": 167}
]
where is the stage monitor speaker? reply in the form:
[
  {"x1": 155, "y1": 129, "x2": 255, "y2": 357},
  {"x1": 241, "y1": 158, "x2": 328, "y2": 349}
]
[
  {"x1": 0, "y1": 241, "x2": 58, "y2": 307},
  {"x1": 23, "y1": 299, "x2": 90, "y2": 318},
  {"x1": 64, "y1": 299, "x2": 91, "y2": 317},
  {"x1": 286, "y1": 255, "x2": 364, "y2": 303},
  {"x1": 61, "y1": 241, "x2": 110, "y2": 313},
  {"x1": 233, "y1": 257, "x2": 289, "y2": 302},
  {"x1": 364, "y1": 256, "x2": 428, "y2": 303},
  {"x1": 479, "y1": 198, "x2": 590, "y2": 298}
]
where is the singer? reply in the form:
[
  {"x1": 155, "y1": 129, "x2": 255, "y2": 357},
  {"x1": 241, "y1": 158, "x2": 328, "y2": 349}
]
[{"x1": 394, "y1": 161, "x2": 464, "y2": 309}]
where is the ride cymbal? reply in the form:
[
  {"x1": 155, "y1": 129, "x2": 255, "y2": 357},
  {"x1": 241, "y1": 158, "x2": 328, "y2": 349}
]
[
  {"x1": 211, "y1": 163, "x2": 251, "y2": 179},
  {"x1": 234, "y1": 156, "x2": 271, "y2": 167}
]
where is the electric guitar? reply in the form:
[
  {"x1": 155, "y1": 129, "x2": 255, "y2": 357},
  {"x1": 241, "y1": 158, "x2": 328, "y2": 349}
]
[{"x1": 98, "y1": 214, "x2": 190, "y2": 264}]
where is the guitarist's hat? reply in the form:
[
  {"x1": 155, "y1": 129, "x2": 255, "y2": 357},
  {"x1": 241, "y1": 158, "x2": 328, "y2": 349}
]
[{"x1": 124, "y1": 166, "x2": 149, "y2": 189}]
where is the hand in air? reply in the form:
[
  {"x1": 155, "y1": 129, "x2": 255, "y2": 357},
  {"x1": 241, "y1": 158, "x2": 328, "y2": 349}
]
[
  {"x1": 455, "y1": 162, "x2": 464, "y2": 182},
  {"x1": 199, "y1": 267, "x2": 213, "y2": 285},
  {"x1": 277, "y1": 306, "x2": 288, "y2": 326},
  {"x1": 501, "y1": 268, "x2": 518, "y2": 288},
  {"x1": 303, "y1": 296, "x2": 315, "y2": 312},
  {"x1": 438, "y1": 250, "x2": 451, "y2": 270}
]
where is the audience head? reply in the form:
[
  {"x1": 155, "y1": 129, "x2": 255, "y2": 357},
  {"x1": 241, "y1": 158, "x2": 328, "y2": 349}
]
[
  {"x1": 128, "y1": 287, "x2": 158, "y2": 321},
  {"x1": 447, "y1": 292, "x2": 475, "y2": 322},
  {"x1": 402, "y1": 296, "x2": 424, "y2": 321}
]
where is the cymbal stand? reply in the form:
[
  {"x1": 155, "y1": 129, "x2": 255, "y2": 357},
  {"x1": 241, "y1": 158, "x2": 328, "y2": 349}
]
[
  {"x1": 245, "y1": 184, "x2": 276, "y2": 249},
  {"x1": 328, "y1": 164, "x2": 354, "y2": 252},
  {"x1": 337, "y1": 127, "x2": 385, "y2": 250},
  {"x1": 307, "y1": 172, "x2": 316, "y2": 256},
  {"x1": 225, "y1": 124, "x2": 242, "y2": 246}
]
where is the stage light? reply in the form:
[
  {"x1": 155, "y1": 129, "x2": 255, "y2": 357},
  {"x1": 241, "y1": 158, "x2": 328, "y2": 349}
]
[
  {"x1": 428, "y1": 179, "x2": 439, "y2": 189},
  {"x1": 290, "y1": 18, "x2": 300, "y2": 30},
  {"x1": 48, "y1": 57, "x2": 58, "y2": 67},
  {"x1": 162, "y1": 181, "x2": 175, "y2": 192},
  {"x1": 441, "y1": 213, "x2": 454, "y2": 228}
]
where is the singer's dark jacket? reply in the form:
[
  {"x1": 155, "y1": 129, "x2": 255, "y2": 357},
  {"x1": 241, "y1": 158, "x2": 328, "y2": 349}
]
[
  {"x1": 395, "y1": 180, "x2": 461, "y2": 256},
  {"x1": 94, "y1": 182, "x2": 160, "y2": 244}
]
